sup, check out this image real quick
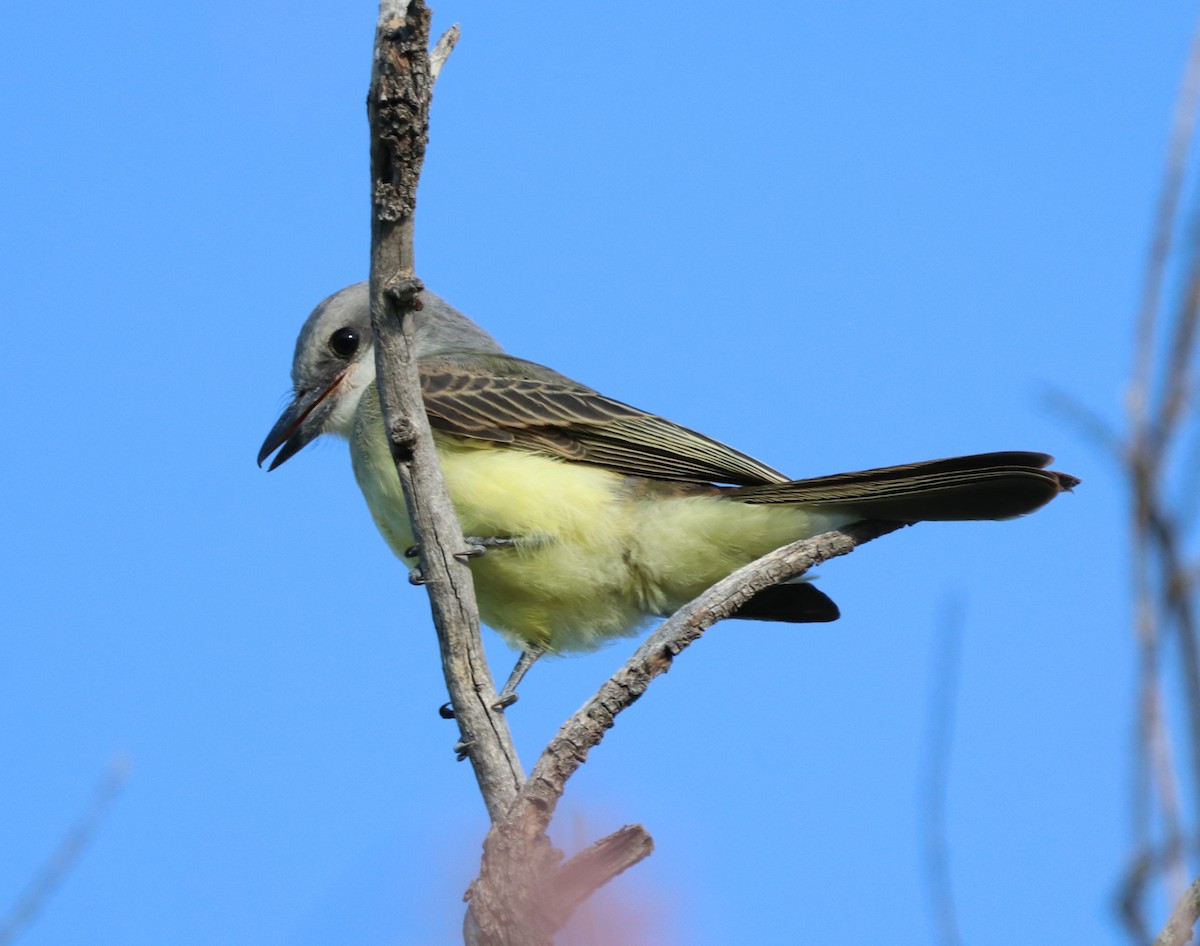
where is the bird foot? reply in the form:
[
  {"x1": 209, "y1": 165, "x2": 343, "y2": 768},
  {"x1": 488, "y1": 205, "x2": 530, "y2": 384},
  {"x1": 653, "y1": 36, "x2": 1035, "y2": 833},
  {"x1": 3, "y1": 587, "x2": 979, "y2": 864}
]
[
  {"x1": 455, "y1": 535, "x2": 522, "y2": 563},
  {"x1": 492, "y1": 647, "x2": 544, "y2": 711},
  {"x1": 492, "y1": 691, "x2": 520, "y2": 711}
]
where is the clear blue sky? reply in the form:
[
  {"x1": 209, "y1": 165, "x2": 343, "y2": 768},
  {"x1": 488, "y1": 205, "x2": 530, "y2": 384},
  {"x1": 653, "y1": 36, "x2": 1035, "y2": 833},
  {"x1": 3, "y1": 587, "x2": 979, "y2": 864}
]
[{"x1": 1, "y1": 2, "x2": 1191, "y2": 944}]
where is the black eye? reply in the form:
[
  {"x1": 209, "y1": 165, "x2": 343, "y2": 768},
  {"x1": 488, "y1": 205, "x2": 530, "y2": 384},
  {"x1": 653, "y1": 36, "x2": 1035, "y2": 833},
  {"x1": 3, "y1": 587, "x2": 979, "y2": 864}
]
[{"x1": 329, "y1": 327, "x2": 360, "y2": 358}]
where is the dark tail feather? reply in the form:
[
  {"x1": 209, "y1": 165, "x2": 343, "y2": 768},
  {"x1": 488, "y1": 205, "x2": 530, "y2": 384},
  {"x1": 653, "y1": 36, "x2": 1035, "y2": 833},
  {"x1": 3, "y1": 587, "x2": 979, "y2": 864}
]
[
  {"x1": 731, "y1": 583, "x2": 841, "y2": 623},
  {"x1": 732, "y1": 451, "x2": 1079, "y2": 522}
]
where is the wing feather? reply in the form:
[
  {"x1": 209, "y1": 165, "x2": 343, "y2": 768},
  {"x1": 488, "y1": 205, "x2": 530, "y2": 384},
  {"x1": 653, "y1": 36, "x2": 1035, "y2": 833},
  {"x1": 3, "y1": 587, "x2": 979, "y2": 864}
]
[{"x1": 418, "y1": 352, "x2": 787, "y2": 486}]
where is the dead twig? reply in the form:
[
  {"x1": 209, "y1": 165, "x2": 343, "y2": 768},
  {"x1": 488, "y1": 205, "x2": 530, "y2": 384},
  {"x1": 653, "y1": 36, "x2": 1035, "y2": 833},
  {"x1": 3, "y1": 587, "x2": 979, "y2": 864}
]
[
  {"x1": 1118, "y1": 8, "x2": 1200, "y2": 937},
  {"x1": 1152, "y1": 874, "x2": 1200, "y2": 946},
  {"x1": 921, "y1": 599, "x2": 965, "y2": 946},
  {"x1": 367, "y1": 0, "x2": 523, "y2": 821},
  {"x1": 0, "y1": 755, "x2": 130, "y2": 946}
]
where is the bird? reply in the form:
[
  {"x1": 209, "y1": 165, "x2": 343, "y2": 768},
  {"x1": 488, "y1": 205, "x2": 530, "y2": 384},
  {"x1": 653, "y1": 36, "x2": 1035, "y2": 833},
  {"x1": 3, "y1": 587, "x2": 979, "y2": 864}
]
[{"x1": 259, "y1": 282, "x2": 1077, "y2": 702}]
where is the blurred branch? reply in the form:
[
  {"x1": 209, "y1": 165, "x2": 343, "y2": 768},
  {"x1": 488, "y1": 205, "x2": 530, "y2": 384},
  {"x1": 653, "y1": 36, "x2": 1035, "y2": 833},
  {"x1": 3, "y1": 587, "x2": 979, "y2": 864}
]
[
  {"x1": 1042, "y1": 384, "x2": 1121, "y2": 459},
  {"x1": 0, "y1": 755, "x2": 130, "y2": 946},
  {"x1": 1131, "y1": 8, "x2": 1200, "y2": 413},
  {"x1": 1119, "y1": 9, "x2": 1200, "y2": 941},
  {"x1": 367, "y1": 0, "x2": 524, "y2": 822},
  {"x1": 921, "y1": 599, "x2": 965, "y2": 946}
]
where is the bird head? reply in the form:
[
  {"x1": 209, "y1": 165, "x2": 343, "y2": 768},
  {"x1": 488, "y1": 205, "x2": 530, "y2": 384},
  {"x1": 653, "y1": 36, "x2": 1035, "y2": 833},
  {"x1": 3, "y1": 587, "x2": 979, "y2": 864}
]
[{"x1": 257, "y1": 282, "x2": 503, "y2": 470}]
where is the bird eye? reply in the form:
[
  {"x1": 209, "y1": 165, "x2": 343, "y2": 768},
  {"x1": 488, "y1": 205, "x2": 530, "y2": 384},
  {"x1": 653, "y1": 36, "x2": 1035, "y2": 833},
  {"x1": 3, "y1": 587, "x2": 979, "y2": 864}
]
[{"x1": 329, "y1": 327, "x2": 360, "y2": 358}]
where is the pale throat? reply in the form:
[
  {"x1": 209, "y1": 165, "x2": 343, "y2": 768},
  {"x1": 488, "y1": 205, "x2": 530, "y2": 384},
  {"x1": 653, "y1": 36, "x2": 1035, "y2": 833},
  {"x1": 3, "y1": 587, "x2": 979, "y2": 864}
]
[{"x1": 322, "y1": 357, "x2": 376, "y2": 439}]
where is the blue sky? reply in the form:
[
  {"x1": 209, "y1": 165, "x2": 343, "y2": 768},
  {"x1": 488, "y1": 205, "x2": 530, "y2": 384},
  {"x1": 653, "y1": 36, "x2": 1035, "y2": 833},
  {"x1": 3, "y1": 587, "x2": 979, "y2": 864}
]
[{"x1": 2, "y1": 2, "x2": 1193, "y2": 944}]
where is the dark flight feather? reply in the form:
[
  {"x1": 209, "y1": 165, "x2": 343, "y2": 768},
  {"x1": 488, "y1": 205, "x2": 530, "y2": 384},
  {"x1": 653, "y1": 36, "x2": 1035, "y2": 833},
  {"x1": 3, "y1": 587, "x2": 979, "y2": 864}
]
[{"x1": 419, "y1": 352, "x2": 788, "y2": 486}]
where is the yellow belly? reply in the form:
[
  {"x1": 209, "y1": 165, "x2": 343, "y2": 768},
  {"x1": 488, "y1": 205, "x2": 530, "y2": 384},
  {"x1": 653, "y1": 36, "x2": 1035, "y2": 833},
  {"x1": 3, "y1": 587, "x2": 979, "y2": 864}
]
[{"x1": 350, "y1": 389, "x2": 841, "y2": 652}]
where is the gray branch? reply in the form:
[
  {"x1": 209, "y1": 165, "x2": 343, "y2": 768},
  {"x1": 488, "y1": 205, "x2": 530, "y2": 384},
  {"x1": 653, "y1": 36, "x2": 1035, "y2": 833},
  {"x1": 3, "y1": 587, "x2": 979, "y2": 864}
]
[
  {"x1": 1152, "y1": 875, "x2": 1200, "y2": 946},
  {"x1": 0, "y1": 756, "x2": 130, "y2": 946},
  {"x1": 462, "y1": 520, "x2": 904, "y2": 945},
  {"x1": 1118, "y1": 14, "x2": 1200, "y2": 939},
  {"x1": 430, "y1": 23, "x2": 460, "y2": 81},
  {"x1": 366, "y1": 5, "x2": 908, "y2": 942},
  {"x1": 367, "y1": 0, "x2": 523, "y2": 823}
]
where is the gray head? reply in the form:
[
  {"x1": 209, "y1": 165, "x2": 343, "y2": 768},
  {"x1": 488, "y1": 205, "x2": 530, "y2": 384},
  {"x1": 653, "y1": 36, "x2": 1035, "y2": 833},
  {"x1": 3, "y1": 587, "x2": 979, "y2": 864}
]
[{"x1": 258, "y1": 282, "x2": 504, "y2": 470}]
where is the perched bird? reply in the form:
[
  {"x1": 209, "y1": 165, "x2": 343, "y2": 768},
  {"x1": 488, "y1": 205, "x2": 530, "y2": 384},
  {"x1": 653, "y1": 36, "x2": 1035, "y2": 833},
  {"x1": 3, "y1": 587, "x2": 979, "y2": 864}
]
[{"x1": 259, "y1": 282, "x2": 1077, "y2": 699}]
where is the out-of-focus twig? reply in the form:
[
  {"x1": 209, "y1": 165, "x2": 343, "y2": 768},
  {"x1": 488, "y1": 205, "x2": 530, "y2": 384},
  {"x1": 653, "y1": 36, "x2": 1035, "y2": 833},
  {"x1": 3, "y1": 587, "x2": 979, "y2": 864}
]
[
  {"x1": 0, "y1": 755, "x2": 131, "y2": 946},
  {"x1": 1131, "y1": 8, "x2": 1200, "y2": 412},
  {"x1": 921, "y1": 598, "x2": 965, "y2": 946},
  {"x1": 1118, "y1": 9, "x2": 1200, "y2": 942}
]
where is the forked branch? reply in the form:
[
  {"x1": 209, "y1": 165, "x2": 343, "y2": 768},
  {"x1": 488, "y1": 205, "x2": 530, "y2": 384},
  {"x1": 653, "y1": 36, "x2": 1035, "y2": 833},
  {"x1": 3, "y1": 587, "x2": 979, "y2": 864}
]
[
  {"x1": 365, "y1": 5, "x2": 906, "y2": 943},
  {"x1": 464, "y1": 521, "x2": 904, "y2": 945}
]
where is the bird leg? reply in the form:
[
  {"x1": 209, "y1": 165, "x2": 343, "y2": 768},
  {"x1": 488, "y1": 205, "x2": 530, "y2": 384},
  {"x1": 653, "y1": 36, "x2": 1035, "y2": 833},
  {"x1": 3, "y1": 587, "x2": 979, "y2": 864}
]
[
  {"x1": 440, "y1": 646, "x2": 544, "y2": 720},
  {"x1": 414, "y1": 533, "x2": 547, "y2": 713},
  {"x1": 494, "y1": 646, "x2": 545, "y2": 710}
]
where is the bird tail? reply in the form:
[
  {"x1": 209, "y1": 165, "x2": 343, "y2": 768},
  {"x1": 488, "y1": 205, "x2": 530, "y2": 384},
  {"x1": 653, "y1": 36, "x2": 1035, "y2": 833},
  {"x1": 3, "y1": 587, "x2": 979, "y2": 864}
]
[{"x1": 730, "y1": 451, "x2": 1079, "y2": 522}]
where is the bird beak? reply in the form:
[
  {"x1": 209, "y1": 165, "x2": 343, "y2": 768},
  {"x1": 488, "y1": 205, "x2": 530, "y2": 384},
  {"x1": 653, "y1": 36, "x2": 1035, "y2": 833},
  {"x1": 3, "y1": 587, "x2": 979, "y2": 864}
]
[{"x1": 257, "y1": 373, "x2": 344, "y2": 470}]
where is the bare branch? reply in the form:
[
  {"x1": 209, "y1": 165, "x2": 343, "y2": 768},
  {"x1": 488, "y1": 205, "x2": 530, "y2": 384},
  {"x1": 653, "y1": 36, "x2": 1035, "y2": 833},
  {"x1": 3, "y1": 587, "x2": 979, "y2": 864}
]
[
  {"x1": 552, "y1": 826, "x2": 656, "y2": 919},
  {"x1": 921, "y1": 600, "x2": 965, "y2": 946},
  {"x1": 1042, "y1": 384, "x2": 1122, "y2": 459},
  {"x1": 461, "y1": 521, "x2": 902, "y2": 943},
  {"x1": 1158, "y1": 242, "x2": 1200, "y2": 440},
  {"x1": 0, "y1": 755, "x2": 130, "y2": 946},
  {"x1": 367, "y1": 0, "x2": 523, "y2": 821},
  {"x1": 1117, "y1": 15, "x2": 1200, "y2": 938},
  {"x1": 1152, "y1": 874, "x2": 1200, "y2": 946},
  {"x1": 430, "y1": 24, "x2": 461, "y2": 82},
  {"x1": 1130, "y1": 8, "x2": 1200, "y2": 419}
]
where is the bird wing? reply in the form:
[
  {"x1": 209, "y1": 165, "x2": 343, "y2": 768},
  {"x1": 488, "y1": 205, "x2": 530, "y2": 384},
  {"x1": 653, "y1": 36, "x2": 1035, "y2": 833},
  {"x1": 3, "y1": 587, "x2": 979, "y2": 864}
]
[{"x1": 417, "y1": 352, "x2": 788, "y2": 486}]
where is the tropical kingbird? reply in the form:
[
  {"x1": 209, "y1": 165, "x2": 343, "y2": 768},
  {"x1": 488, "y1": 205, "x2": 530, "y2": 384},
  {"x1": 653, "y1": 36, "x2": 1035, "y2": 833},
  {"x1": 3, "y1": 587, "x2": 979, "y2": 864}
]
[{"x1": 259, "y1": 283, "x2": 1077, "y2": 695}]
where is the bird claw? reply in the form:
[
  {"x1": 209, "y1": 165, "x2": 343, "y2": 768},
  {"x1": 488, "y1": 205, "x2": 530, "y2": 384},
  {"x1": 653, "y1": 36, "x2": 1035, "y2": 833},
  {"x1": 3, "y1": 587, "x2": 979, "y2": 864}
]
[
  {"x1": 453, "y1": 739, "x2": 472, "y2": 762},
  {"x1": 439, "y1": 702, "x2": 455, "y2": 719},
  {"x1": 454, "y1": 543, "x2": 488, "y2": 563},
  {"x1": 458, "y1": 536, "x2": 525, "y2": 561},
  {"x1": 491, "y1": 647, "x2": 543, "y2": 712},
  {"x1": 492, "y1": 692, "x2": 519, "y2": 712}
]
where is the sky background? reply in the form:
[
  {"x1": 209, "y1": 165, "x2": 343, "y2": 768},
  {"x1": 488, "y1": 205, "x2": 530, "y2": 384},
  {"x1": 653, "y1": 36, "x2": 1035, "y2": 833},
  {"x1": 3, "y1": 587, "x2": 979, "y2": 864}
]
[{"x1": 1, "y1": 2, "x2": 1195, "y2": 944}]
